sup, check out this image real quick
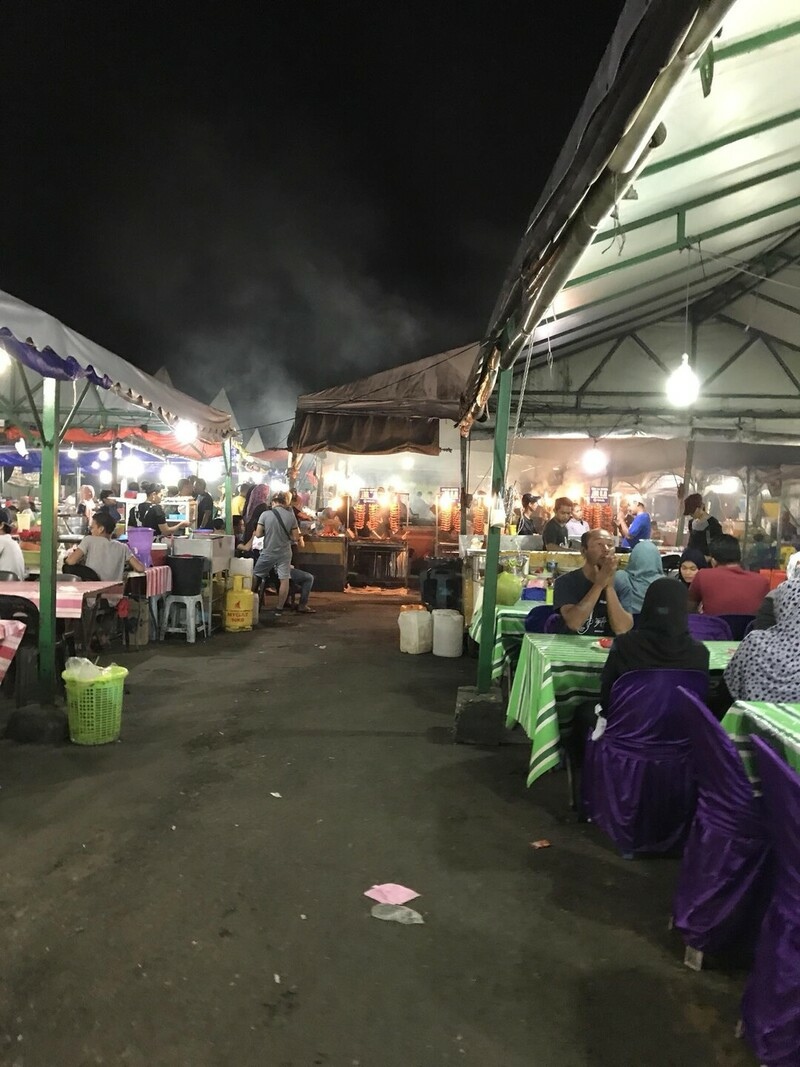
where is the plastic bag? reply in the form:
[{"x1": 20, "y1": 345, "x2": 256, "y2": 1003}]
[
  {"x1": 370, "y1": 904, "x2": 424, "y2": 924},
  {"x1": 63, "y1": 658, "x2": 123, "y2": 683}
]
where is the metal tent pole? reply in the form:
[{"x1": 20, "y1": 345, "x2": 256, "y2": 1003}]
[
  {"x1": 223, "y1": 437, "x2": 233, "y2": 535},
  {"x1": 459, "y1": 435, "x2": 468, "y2": 536},
  {"x1": 675, "y1": 435, "x2": 695, "y2": 548},
  {"x1": 476, "y1": 366, "x2": 513, "y2": 694},
  {"x1": 39, "y1": 378, "x2": 60, "y2": 703}
]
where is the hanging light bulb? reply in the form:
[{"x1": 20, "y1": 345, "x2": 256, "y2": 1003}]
[
  {"x1": 666, "y1": 353, "x2": 700, "y2": 407},
  {"x1": 0, "y1": 347, "x2": 10, "y2": 371},
  {"x1": 14, "y1": 438, "x2": 28, "y2": 457},
  {"x1": 98, "y1": 449, "x2": 110, "y2": 461},
  {"x1": 582, "y1": 446, "x2": 608, "y2": 476},
  {"x1": 67, "y1": 446, "x2": 79, "y2": 460},
  {"x1": 98, "y1": 469, "x2": 113, "y2": 485},
  {"x1": 174, "y1": 419, "x2": 198, "y2": 444}
]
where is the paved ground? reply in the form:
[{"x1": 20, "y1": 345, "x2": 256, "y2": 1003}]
[{"x1": 1, "y1": 596, "x2": 754, "y2": 1067}]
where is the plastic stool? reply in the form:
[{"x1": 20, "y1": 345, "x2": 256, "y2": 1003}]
[{"x1": 159, "y1": 595, "x2": 207, "y2": 643}]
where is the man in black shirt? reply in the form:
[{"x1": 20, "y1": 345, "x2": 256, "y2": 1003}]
[
  {"x1": 553, "y1": 530, "x2": 633, "y2": 637},
  {"x1": 195, "y1": 478, "x2": 215, "y2": 529},
  {"x1": 542, "y1": 497, "x2": 573, "y2": 550}
]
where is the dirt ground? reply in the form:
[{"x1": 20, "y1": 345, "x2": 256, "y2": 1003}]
[{"x1": 0, "y1": 596, "x2": 754, "y2": 1066}]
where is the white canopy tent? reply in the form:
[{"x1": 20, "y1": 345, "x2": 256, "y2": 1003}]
[{"x1": 0, "y1": 289, "x2": 232, "y2": 442}]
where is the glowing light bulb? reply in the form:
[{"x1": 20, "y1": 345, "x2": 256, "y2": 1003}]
[
  {"x1": 666, "y1": 353, "x2": 700, "y2": 407},
  {"x1": 174, "y1": 419, "x2": 198, "y2": 444},
  {"x1": 582, "y1": 447, "x2": 608, "y2": 476},
  {"x1": 67, "y1": 446, "x2": 79, "y2": 460}
]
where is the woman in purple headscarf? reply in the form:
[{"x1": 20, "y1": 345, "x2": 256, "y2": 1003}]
[{"x1": 243, "y1": 484, "x2": 270, "y2": 541}]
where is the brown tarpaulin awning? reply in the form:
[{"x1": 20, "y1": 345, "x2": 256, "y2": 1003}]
[{"x1": 289, "y1": 343, "x2": 477, "y2": 454}]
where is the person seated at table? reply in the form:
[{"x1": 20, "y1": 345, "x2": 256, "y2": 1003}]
[
  {"x1": 129, "y1": 483, "x2": 189, "y2": 536},
  {"x1": 674, "y1": 546, "x2": 708, "y2": 588},
  {"x1": 687, "y1": 534, "x2": 769, "y2": 616},
  {"x1": 0, "y1": 507, "x2": 26, "y2": 579},
  {"x1": 65, "y1": 511, "x2": 146, "y2": 582},
  {"x1": 723, "y1": 579, "x2": 800, "y2": 703},
  {"x1": 599, "y1": 579, "x2": 709, "y2": 714},
  {"x1": 614, "y1": 540, "x2": 664, "y2": 614},
  {"x1": 553, "y1": 530, "x2": 633, "y2": 637}
]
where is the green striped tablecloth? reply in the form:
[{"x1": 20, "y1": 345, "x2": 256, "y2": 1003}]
[
  {"x1": 507, "y1": 635, "x2": 738, "y2": 788},
  {"x1": 468, "y1": 601, "x2": 537, "y2": 681},
  {"x1": 721, "y1": 700, "x2": 800, "y2": 785}
]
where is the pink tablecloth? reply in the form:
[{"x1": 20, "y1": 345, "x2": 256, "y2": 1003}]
[
  {"x1": 0, "y1": 582, "x2": 123, "y2": 619},
  {"x1": 0, "y1": 619, "x2": 26, "y2": 684},
  {"x1": 145, "y1": 566, "x2": 172, "y2": 597}
]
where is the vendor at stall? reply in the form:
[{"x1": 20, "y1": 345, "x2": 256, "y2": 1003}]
[
  {"x1": 542, "y1": 498, "x2": 573, "y2": 549},
  {"x1": 517, "y1": 493, "x2": 543, "y2": 535},
  {"x1": 128, "y1": 482, "x2": 190, "y2": 535},
  {"x1": 566, "y1": 504, "x2": 590, "y2": 540},
  {"x1": 617, "y1": 500, "x2": 651, "y2": 548},
  {"x1": 65, "y1": 511, "x2": 146, "y2": 582}
]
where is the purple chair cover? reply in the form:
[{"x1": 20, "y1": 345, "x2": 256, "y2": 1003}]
[
  {"x1": 687, "y1": 615, "x2": 733, "y2": 641},
  {"x1": 582, "y1": 669, "x2": 707, "y2": 855},
  {"x1": 524, "y1": 606, "x2": 557, "y2": 633},
  {"x1": 543, "y1": 612, "x2": 562, "y2": 634},
  {"x1": 741, "y1": 737, "x2": 800, "y2": 1067},
  {"x1": 672, "y1": 688, "x2": 772, "y2": 955},
  {"x1": 719, "y1": 614, "x2": 756, "y2": 640}
]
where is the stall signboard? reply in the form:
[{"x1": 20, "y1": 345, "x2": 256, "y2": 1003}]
[
  {"x1": 589, "y1": 486, "x2": 609, "y2": 504},
  {"x1": 439, "y1": 486, "x2": 460, "y2": 504},
  {"x1": 359, "y1": 487, "x2": 378, "y2": 502}
]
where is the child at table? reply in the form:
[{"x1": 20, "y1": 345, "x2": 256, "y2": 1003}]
[
  {"x1": 65, "y1": 512, "x2": 146, "y2": 582},
  {"x1": 0, "y1": 507, "x2": 26, "y2": 579}
]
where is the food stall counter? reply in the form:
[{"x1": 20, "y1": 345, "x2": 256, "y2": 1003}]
[{"x1": 294, "y1": 535, "x2": 348, "y2": 592}]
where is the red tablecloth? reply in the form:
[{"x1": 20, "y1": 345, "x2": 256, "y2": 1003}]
[
  {"x1": 0, "y1": 619, "x2": 26, "y2": 684},
  {"x1": 0, "y1": 582, "x2": 123, "y2": 619}
]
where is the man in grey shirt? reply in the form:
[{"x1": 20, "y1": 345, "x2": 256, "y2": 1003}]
[
  {"x1": 238, "y1": 492, "x2": 300, "y2": 616},
  {"x1": 65, "y1": 511, "x2": 146, "y2": 581}
]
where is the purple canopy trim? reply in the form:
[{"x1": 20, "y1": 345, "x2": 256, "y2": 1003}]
[{"x1": 0, "y1": 328, "x2": 112, "y2": 390}]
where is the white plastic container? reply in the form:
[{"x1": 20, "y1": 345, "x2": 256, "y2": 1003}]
[
  {"x1": 432, "y1": 609, "x2": 464, "y2": 658},
  {"x1": 398, "y1": 609, "x2": 433, "y2": 654}
]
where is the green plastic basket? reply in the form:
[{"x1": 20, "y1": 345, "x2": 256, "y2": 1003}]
[{"x1": 62, "y1": 666, "x2": 128, "y2": 745}]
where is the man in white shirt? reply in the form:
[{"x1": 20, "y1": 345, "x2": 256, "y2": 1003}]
[
  {"x1": 65, "y1": 511, "x2": 146, "y2": 582},
  {"x1": 0, "y1": 508, "x2": 27, "y2": 579}
]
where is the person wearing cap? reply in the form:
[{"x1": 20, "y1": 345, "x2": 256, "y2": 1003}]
[
  {"x1": 96, "y1": 489, "x2": 122, "y2": 527},
  {"x1": 0, "y1": 507, "x2": 26, "y2": 579},
  {"x1": 683, "y1": 492, "x2": 723, "y2": 555},
  {"x1": 617, "y1": 499, "x2": 651, "y2": 549},
  {"x1": 517, "y1": 493, "x2": 542, "y2": 535}
]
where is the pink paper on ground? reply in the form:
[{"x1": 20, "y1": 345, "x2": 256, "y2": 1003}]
[{"x1": 364, "y1": 883, "x2": 420, "y2": 905}]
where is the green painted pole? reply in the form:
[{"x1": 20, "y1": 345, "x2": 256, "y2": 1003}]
[
  {"x1": 39, "y1": 377, "x2": 60, "y2": 703},
  {"x1": 223, "y1": 437, "x2": 233, "y2": 536},
  {"x1": 476, "y1": 365, "x2": 513, "y2": 693}
]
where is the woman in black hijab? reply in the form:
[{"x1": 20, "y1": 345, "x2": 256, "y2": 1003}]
[{"x1": 599, "y1": 577, "x2": 710, "y2": 713}]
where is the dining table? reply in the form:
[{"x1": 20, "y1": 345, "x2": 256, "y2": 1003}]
[
  {"x1": 0, "y1": 580, "x2": 124, "y2": 653},
  {"x1": 721, "y1": 700, "x2": 800, "y2": 785},
  {"x1": 506, "y1": 634, "x2": 739, "y2": 787},
  {"x1": 468, "y1": 599, "x2": 537, "y2": 681},
  {"x1": 0, "y1": 618, "x2": 28, "y2": 685}
]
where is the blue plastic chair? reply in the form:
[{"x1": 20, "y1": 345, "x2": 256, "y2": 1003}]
[{"x1": 524, "y1": 606, "x2": 556, "y2": 633}]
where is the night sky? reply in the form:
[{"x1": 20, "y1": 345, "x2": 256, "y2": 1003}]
[{"x1": 3, "y1": 1, "x2": 625, "y2": 442}]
